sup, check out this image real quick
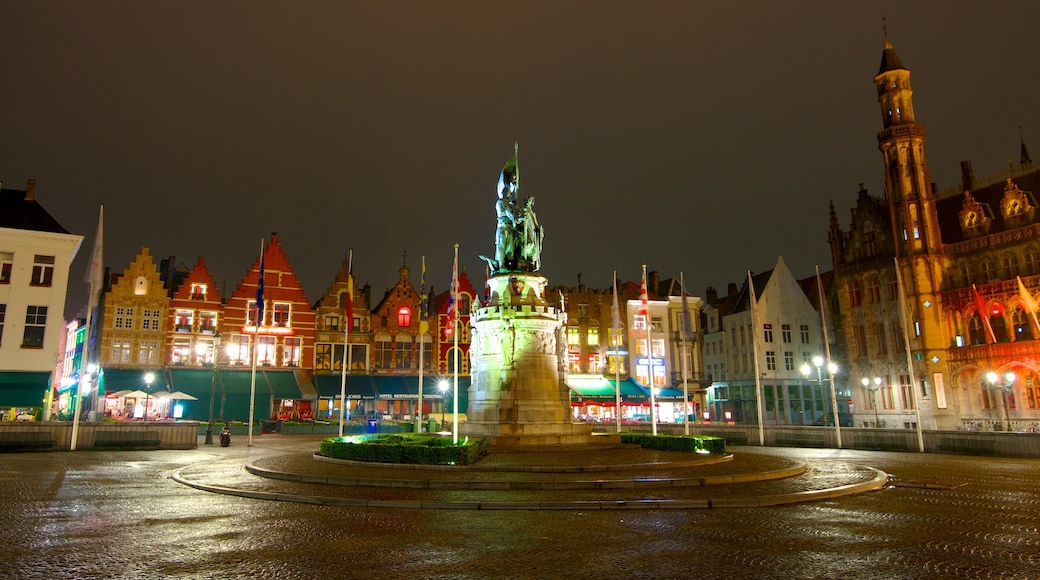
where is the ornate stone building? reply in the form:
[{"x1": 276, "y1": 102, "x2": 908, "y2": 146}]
[{"x1": 829, "y1": 35, "x2": 1040, "y2": 432}]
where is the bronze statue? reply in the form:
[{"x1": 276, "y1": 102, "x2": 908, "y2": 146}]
[{"x1": 481, "y1": 144, "x2": 543, "y2": 276}]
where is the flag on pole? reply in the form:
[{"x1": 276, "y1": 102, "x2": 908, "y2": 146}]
[
  {"x1": 680, "y1": 273, "x2": 693, "y2": 341},
  {"x1": 345, "y1": 251, "x2": 354, "y2": 332},
  {"x1": 1017, "y1": 276, "x2": 1040, "y2": 335},
  {"x1": 255, "y1": 247, "x2": 266, "y2": 325},
  {"x1": 445, "y1": 253, "x2": 459, "y2": 336},
  {"x1": 972, "y1": 284, "x2": 996, "y2": 344},
  {"x1": 84, "y1": 205, "x2": 104, "y2": 307},
  {"x1": 638, "y1": 266, "x2": 649, "y2": 319},
  {"x1": 611, "y1": 272, "x2": 621, "y2": 331},
  {"x1": 419, "y1": 256, "x2": 429, "y2": 334}
]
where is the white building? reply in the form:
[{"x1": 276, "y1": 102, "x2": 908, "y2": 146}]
[
  {"x1": 704, "y1": 256, "x2": 845, "y2": 425},
  {"x1": 0, "y1": 180, "x2": 83, "y2": 419}
]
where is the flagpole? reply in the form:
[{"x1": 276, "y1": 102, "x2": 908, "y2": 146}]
[
  {"x1": 416, "y1": 255, "x2": 426, "y2": 434},
  {"x1": 452, "y1": 243, "x2": 460, "y2": 445},
  {"x1": 895, "y1": 258, "x2": 925, "y2": 452},
  {"x1": 680, "y1": 272, "x2": 690, "y2": 436},
  {"x1": 748, "y1": 270, "x2": 765, "y2": 446},
  {"x1": 641, "y1": 264, "x2": 657, "y2": 436},
  {"x1": 71, "y1": 204, "x2": 103, "y2": 451},
  {"x1": 248, "y1": 236, "x2": 265, "y2": 447},
  {"x1": 816, "y1": 265, "x2": 842, "y2": 449},
  {"x1": 338, "y1": 249, "x2": 352, "y2": 438},
  {"x1": 612, "y1": 271, "x2": 621, "y2": 434},
  {"x1": 1017, "y1": 276, "x2": 1040, "y2": 336}
]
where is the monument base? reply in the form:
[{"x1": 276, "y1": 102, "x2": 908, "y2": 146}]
[{"x1": 460, "y1": 421, "x2": 622, "y2": 448}]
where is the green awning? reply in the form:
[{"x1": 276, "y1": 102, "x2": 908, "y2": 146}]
[
  {"x1": 607, "y1": 378, "x2": 650, "y2": 403},
  {"x1": 100, "y1": 368, "x2": 171, "y2": 392},
  {"x1": 0, "y1": 371, "x2": 51, "y2": 408},
  {"x1": 260, "y1": 370, "x2": 304, "y2": 399},
  {"x1": 566, "y1": 375, "x2": 618, "y2": 402},
  {"x1": 168, "y1": 368, "x2": 217, "y2": 422},
  {"x1": 313, "y1": 373, "x2": 378, "y2": 399}
]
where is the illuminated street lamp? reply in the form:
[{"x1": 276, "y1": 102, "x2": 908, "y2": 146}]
[
  {"x1": 802, "y1": 355, "x2": 842, "y2": 447},
  {"x1": 860, "y1": 376, "x2": 882, "y2": 428},
  {"x1": 986, "y1": 371, "x2": 1015, "y2": 432},
  {"x1": 438, "y1": 380, "x2": 449, "y2": 429},
  {"x1": 143, "y1": 372, "x2": 155, "y2": 422}
]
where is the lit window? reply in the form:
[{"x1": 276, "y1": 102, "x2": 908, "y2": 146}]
[
  {"x1": 175, "y1": 310, "x2": 194, "y2": 332},
  {"x1": 324, "y1": 314, "x2": 341, "y2": 332},
  {"x1": 172, "y1": 339, "x2": 191, "y2": 364},
  {"x1": 138, "y1": 340, "x2": 159, "y2": 365},
  {"x1": 633, "y1": 315, "x2": 647, "y2": 331},
  {"x1": 190, "y1": 284, "x2": 207, "y2": 300},
  {"x1": 247, "y1": 300, "x2": 262, "y2": 326},
  {"x1": 398, "y1": 307, "x2": 412, "y2": 327},
  {"x1": 228, "y1": 334, "x2": 250, "y2": 365},
  {"x1": 587, "y1": 328, "x2": 599, "y2": 347},
  {"x1": 258, "y1": 336, "x2": 276, "y2": 365},
  {"x1": 273, "y1": 303, "x2": 291, "y2": 327},
  {"x1": 315, "y1": 343, "x2": 333, "y2": 371},
  {"x1": 0, "y1": 252, "x2": 12, "y2": 284},
  {"x1": 283, "y1": 337, "x2": 301, "y2": 367},
  {"x1": 112, "y1": 340, "x2": 131, "y2": 363},
  {"x1": 0, "y1": 304, "x2": 5, "y2": 345},
  {"x1": 567, "y1": 327, "x2": 580, "y2": 346},
  {"x1": 651, "y1": 317, "x2": 662, "y2": 332},
  {"x1": 199, "y1": 311, "x2": 217, "y2": 333},
  {"x1": 30, "y1": 255, "x2": 54, "y2": 286}
]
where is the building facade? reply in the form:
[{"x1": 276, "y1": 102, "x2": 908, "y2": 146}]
[{"x1": 829, "y1": 36, "x2": 1040, "y2": 432}]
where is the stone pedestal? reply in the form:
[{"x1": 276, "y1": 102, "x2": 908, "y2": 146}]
[{"x1": 462, "y1": 273, "x2": 618, "y2": 447}]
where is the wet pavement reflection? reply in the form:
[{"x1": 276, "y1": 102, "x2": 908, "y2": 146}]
[{"x1": 2, "y1": 435, "x2": 1038, "y2": 579}]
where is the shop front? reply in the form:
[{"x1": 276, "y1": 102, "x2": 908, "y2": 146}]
[{"x1": 0, "y1": 371, "x2": 51, "y2": 421}]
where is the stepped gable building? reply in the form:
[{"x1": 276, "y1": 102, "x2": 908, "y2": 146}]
[
  {"x1": 369, "y1": 259, "x2": 424, "y2": 374},
  {"x1": 99, "y1": 247, "x2": 168, "y2": 370},
  {"x1": 311, "y1": 256, "x2": 372, "y2": 374},
  {"x1": 829, "y1": 34, "x2": 1040, "y2": 431},
  {"x1": 0, "y1": 180, "x2": 83, "y2": 419},
  {"x1": 222, "y1": 233, "x2": 314, "y2": 369},
  {"x1": 165, "y1": 257, "x2": 223, "y2": 366},
  {"x1": 550, "y1": 273, "x2": 617, "y2": 376},
  {"x1": 431, "y1": 268, "x2": 475, "y2": 375}
]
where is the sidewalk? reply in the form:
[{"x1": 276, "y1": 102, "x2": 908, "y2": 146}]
[{"x1": 172, "y1": 435, "x2": 888, "y2": 509}]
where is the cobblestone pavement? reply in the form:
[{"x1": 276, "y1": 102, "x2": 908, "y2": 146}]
[{"x1": 2, "y1": 435, "x2": 1038, "y2": 579}]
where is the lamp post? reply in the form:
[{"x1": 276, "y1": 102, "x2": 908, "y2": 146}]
[
  {"x1": 802, "y1": 355, "x2": 843, "y2": 448},
  {"x1": 438, "y1": 380, "x2": 448, "y2": 430},
  {"x1": 143, "y1": 372, "x2": 155, "y2": 422},
  {"x1": 986, "y1": 371, "x2": 1015, "y2": 432},
  {"x1": 860, "y1": 376, "x2": 882, "y2": 428},
  {"x1": 205, "y1": 332, "x2": 222, "y2": 445}
]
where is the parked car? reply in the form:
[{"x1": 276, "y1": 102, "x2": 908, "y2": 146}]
[{"x1": 812, "y1": 413, "x2": 854, "y2": 427}]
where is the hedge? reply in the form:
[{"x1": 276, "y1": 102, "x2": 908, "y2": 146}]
[
  {"x1": 320, "y1": 434, "x2": 487, "y2": 465},
  {"x1": 620, "y1": 432, "x2": 726, "y2": 454}
]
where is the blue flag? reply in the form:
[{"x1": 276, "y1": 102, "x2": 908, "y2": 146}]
[{"x1": 256, "y1": 249, "x2": 265, "y2": 324}]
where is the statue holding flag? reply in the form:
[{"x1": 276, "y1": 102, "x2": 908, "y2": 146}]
[{"x1": 481, "y1": 143, "x2": 544, "y2": 276}]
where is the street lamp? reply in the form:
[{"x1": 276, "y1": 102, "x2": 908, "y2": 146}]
[
  {"x1": 143, "y1": 372, "x2": 155, "y2": 422},
  {"x1": 860, "y1": 376, "x2": 882, "y2": 428},
  {"x1": 438, "y1": 380, "x2": 449, "y2": 429},
  {"x1": 800, "y1": 356, "x2": 838, "y2": 422},
  {"x1": 205, "y1": 331, "x2": 222, "y2": 445},
  {"x1": 986, "y1": 371, "x2": 1015, "y2": 432}
]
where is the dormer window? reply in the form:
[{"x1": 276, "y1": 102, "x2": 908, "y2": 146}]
[{"x1": 191, "y1": 284, "x2": 207, "y2": 300}]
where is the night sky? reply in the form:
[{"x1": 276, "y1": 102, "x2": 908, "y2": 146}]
[{"x1": 3, "y1": 2, "x2": 1039, "y2": 314}]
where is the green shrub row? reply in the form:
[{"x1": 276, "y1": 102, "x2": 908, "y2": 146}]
[
  {"x1": 620, "y1": 432, "x2": 726, "y2": 454},
  {"x1": 320, "y1": 434, "x2": 487, "y2": 465}
]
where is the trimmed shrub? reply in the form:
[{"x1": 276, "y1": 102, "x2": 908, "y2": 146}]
[
  {"x1": 320, "y1": 434, "x2": 487, "y2": 465},
  {"x1": 620, "y1": 432, "x2": 726, "y2": 454}
]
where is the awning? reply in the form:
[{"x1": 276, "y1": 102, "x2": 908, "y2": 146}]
[
  {"x1": 0, "y1": 371, "x2": 51, "y2": 408},
  {"x1": 100, "y1": 368, "x2": 171, "y2": 393},
  {"x1": 607, "y1": 378, "x2": 650, "y2": 404},
  {"x1": 566, "y1": 375, "x2": 618, "y2": 403},
  {"x1": 312, "y1": 374, "x2": 470, "y2": 408},
  {"x1": 260, "y1": 370, "x2": 304, "y2": 399}
]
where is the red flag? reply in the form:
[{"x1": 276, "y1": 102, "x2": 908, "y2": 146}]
[
  {"x1": 972, "y1": 284, "x2": 996, "y2": 344},
  {"x1": 445, "y1": 254, "x2": 459, "y2": 336},
  {"x1": 345, "y1": 251, "x2": 354, "y2": 332},
  {"x1": 638, "y1": 268, "x2": 649, "y2": 318}
]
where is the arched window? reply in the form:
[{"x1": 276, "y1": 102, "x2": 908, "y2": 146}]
[
  {"x1": 398, "y1": 307, "x2": 412, "y2": 327},
  {"x1": 374, "y1": 332, "x2": 392, "y2": 369},
  {"x1": 446, "y1": 347, "x2": 464, "y2": 373},
  {"x1": 395, "y1": 333, "x2": 412, "y2": 369},
  {"x1": 1012, "y1": 307, "x2": 1033, "y2": 341}
]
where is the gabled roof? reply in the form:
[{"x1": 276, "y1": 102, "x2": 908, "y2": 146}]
[
  {"x1": 733, "y1": 269, "x2": 774, "y2": 313},
  {"x1": 0, "y1": 184, "x2": 71, "y2": 234}
]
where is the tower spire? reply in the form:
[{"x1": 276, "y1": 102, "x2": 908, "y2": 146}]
[{"x1": 1021, "y1": 125, "x2": 1033, "y2": 165}]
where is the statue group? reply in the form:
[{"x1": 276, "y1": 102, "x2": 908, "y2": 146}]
[{"x1": 481, "y1": 147, "x2": 543, "y2": 276}]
